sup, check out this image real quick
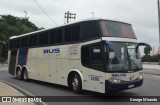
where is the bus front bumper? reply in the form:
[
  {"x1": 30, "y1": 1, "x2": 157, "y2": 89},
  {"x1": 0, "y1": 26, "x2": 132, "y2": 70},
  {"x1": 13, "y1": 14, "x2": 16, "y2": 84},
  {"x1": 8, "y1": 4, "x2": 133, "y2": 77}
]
[{"x1": 105, "y1": 79, "x2": 143, "y2": 93}]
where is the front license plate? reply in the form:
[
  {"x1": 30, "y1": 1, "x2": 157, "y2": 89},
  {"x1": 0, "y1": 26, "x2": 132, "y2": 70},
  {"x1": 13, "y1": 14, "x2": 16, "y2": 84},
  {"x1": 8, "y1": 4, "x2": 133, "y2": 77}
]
[{"x1": 128, "y1": 84, "x2": 134, "y2": 88}]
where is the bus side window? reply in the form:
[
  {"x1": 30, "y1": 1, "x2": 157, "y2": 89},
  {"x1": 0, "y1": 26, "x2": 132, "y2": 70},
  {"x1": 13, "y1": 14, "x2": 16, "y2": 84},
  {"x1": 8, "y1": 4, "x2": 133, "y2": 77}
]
[
  {"x1": 50, "y1": 29, "x2": 56, "y2": 44},
  {"x1": 90, "y1": 46, "x2": 103, "y2": 64},
  {"x1": 9, "y1": 39, "x2": 14, "y2": 49},
  {"x1": 72, "y1": 25, "x2": 80, "y2": 42},
  {"x1": 81, "y1": 46, "x2": 90, "y2": 66},
  {"x1": 81, "y1": 21, "x2": 100, "y2": 41},
  {"x1": 38, "y1": 31, "x2": 49, "y2": 46},
  {"x1": 64, "y1": 25, "x2": 80, "y2": 43},
  {"x1": 81, "y1": 43, "x2": 104, "y2": 71},
  {"x1": 90, "y1": 46, "x2": 104, "y2": 71},
  {"x1": 64, "y1": 26, "x2": 72, "y2": 42},
  {"x1": 29, "y1": 34, "x2": 37, "y2": 47},
  {"x1": 21, "y1": 36, "x2": 28, "y2": 47},
  {"x1": 56, "y1": 29, "x2": 62, "y2": 43},
  {"x1": 14, "y1": 38, "x2": 20, "y2": 48}
]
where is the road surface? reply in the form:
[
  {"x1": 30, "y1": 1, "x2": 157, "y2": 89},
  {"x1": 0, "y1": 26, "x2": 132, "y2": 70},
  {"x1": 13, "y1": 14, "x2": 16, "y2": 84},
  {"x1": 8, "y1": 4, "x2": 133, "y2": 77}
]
[{"x1": 0, "y1": 69, "x2": 160, "y2": 105}]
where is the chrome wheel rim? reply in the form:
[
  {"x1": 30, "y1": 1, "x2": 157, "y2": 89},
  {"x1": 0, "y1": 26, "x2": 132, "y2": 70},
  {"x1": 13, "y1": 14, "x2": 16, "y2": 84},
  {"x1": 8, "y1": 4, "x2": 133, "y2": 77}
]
[
  {"x1": 72, "y1": 75, "x2": 79, "y2": 91},
  {"x1": 17, "y1": 70, "x2": 21, "y2": 79},
  {"x1": 24, "y1": 70, "x2": 28, "y2": 80}
]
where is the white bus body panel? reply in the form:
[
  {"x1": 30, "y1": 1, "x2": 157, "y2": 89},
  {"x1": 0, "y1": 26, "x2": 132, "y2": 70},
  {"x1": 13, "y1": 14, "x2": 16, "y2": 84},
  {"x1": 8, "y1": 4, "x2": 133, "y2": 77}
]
[{"x1": 13, "y1": 37, "x2": 141, "y2": 93}]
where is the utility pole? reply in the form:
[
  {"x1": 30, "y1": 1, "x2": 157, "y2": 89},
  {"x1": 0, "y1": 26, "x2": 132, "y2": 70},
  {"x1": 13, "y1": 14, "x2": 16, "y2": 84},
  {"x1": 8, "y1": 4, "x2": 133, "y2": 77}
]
[
  {"x1": 24, "y1": 11, "x2": 27, "y2": 26},
  {"x1": 64, "y1": 11, "x2": 76, "y2": 23},
  {"x1": 158, "y1": 0, "x2": 160, "y2": 55}
]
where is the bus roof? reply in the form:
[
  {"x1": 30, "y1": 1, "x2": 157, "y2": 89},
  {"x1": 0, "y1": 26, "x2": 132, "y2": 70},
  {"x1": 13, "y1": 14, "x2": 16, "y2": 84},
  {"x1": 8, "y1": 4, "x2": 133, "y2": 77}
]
[{"x1": 10, "y1": 18, "x2": 131, "y2": 39}]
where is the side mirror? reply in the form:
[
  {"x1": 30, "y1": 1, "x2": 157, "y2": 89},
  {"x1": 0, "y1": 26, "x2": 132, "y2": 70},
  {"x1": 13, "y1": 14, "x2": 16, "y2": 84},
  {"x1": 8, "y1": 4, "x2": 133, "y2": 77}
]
[{"x1": 136, "y1": 42, "x2": 152, "y2": 53}]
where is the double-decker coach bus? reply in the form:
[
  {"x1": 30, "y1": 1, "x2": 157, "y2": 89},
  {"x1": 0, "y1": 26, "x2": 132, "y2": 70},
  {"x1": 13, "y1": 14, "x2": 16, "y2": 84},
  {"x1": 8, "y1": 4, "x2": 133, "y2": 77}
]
[{"x1": 8, "y1": 18, "x2": 151, "y2": 94}]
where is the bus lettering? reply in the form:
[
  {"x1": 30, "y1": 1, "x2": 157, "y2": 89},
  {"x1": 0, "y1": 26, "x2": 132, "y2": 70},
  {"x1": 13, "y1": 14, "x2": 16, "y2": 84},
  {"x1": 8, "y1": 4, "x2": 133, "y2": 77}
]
[
  {"x1": 90, "y1": 76, "x2": 100, "y2": 81},
  {"x1": 112, "y1": 74, "x2": 127, "y2": 77},
  {"x1": 43, "y1": 48, "x2": 60, "y2": 54}
]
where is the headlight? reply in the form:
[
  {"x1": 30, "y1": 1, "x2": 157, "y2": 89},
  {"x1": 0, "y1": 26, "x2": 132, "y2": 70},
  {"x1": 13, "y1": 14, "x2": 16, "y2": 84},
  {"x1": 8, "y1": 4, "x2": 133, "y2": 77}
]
[
  {"x1": 138, "y1": 72, "x2": 143, "y2": 80},
  {"x1": 138, "y1": 75, "x2": 143, "y2": 80},
  {"x1": 108, "y1": 78, "x2": 121, "y2": 83}
]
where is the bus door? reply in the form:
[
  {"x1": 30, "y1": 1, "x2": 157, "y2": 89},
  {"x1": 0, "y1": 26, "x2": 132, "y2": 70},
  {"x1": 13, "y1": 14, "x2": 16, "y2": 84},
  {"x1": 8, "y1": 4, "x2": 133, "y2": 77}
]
[{"x1": 81, "y1": 42, "x2": 106, "y2": 93}]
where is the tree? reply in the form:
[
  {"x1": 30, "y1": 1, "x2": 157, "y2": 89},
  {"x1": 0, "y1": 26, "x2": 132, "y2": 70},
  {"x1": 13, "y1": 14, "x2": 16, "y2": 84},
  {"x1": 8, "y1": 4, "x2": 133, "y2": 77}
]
[
  {"x1": 0, "y1": 14, "x2": 41, "y2": 60},
  {"x1": 144, "y1": 47, "x2": 150, "y2": 56},
  {"x1": 0, "y1": 21, "x2": 7, "y2": 61}
]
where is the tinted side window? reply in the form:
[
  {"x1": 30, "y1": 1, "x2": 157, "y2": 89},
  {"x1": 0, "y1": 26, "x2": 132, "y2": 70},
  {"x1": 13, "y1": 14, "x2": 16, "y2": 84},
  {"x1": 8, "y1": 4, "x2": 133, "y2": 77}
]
[
  {"x1": 81, "y1": 46, "x2": 90, "y2": 65},
  {"x1": 64, "y1": 26, "x2": 72, "y2": 42},
  {"x1": 81, "y1": 21, "x2": 100, "y2": 41},
  {"x1": 50, "y1": 29, "x2": 56, "y2": 44},
  {"x1": 9, "y1": 39, "x2": 14, "y2": 49},
  {"x1": 56, "y1": 29, "x2": 62, "y2": 43},
  {"x1": 90, "y1": 46, "x2": 103, "y2": 65},
  {"x1": 72, "y1": 25, "x2": 80, "y2": 42},
  {"x1": 100, "y1": 21, "x2": 136, "y2": 38},
  {"x1": 14, "y1": 38, "x2": 20, "y2": 48},
  {"x1": 29, "y1": 34, "x2": 37, "y2": 47},
  {"x1": 81, "y1": 43, "x2": 104, "y2": 71},
  {"x1": 38, "y1": 31, "x2": 49, "y2": 46},
  {"x1": 21, "y1": 36, "x2": 28, "y2": 47}
]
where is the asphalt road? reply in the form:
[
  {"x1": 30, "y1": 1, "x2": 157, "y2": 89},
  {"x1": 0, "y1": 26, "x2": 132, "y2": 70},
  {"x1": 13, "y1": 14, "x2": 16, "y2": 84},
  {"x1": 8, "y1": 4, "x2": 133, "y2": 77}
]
[{"x1": 0, "y1": 69, "x2": 160, "y2": 105}]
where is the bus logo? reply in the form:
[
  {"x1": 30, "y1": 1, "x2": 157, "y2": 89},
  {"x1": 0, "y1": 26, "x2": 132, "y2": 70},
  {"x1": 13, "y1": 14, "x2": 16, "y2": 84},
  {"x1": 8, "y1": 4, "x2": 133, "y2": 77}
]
[
  {"x1": 112, "y1": 74, "x2": 126, "y2": 77},
  {"x1": 43, "y1": 48, "x2": 60, "y2": 54}
]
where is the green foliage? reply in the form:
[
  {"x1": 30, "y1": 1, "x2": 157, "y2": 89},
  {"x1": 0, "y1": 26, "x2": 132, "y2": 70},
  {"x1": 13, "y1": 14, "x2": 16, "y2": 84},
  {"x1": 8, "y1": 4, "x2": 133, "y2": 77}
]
[
  {"x1": 142, "y1": 54, "x2": 160, "y2": 62},
  {"x1": 144, "y1": 46, "x2": 150, "y2": 56},
  {"x1": 0, "y1": 14, "x2": 41, "y2": 60},
  {"x1": 0, "y1": 15, "x2": 39, "y2": 37}
]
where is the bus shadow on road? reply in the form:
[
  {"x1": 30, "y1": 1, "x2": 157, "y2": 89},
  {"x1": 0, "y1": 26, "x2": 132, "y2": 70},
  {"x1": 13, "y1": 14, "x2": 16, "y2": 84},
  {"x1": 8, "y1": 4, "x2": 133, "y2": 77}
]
[
  {"x1": 71, "y1": 91, "x2": 138, "y2": 102},
  {"x1": 10, "y1": 77, "x2": 140, "y2": 102},
  {"x1": 26, "y1": 78, "x2": 137, "y2": 95},
  {"x1": 12, "y1": 77, "x2": 72, "y2": 92}
]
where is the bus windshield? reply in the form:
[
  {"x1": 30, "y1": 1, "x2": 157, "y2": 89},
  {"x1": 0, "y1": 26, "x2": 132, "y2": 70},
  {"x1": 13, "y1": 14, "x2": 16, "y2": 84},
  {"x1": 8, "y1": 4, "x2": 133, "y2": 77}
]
[
  {"x1": 100, "y1": 20, "x2": 136, "y2": 39},
  {"x1": 107, "y1": 42, "x2": 142, "y2": 72}
]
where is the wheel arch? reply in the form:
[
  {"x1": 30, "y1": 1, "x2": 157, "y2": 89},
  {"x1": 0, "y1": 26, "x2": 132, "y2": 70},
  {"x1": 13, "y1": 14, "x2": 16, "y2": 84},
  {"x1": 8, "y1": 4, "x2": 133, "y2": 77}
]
[
  {"x1": 67, "y1": 69, "x2": 84, "y2": 89},
  {"x1": 22, "y1": 65, "x2": 29, "y2": 81},
  {"x1": 15, "y1": 65, "x2": 22, "y2": 75},
  {"x1": 21, "y1": 65, "x2": 28, "y2": 74}
]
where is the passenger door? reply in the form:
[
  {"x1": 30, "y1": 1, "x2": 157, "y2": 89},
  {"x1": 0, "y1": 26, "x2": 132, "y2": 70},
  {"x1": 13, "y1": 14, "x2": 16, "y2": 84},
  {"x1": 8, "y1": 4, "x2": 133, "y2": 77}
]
[{"x1": 81, "y1": 42, "x2": 106, "y2": 93}]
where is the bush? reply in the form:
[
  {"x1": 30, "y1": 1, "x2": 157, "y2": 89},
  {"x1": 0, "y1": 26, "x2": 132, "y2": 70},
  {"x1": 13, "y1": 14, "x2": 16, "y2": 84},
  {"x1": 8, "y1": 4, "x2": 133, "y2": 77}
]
[{"x1": 142, "y1": 54, "x2": 160, "y2": 62}]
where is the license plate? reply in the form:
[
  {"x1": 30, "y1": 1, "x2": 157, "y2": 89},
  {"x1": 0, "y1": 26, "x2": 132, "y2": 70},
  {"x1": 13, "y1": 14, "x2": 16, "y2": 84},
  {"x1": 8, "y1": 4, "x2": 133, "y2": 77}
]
[{"x1": 128, "y1": 84, "x2": 134, "y2": 88}]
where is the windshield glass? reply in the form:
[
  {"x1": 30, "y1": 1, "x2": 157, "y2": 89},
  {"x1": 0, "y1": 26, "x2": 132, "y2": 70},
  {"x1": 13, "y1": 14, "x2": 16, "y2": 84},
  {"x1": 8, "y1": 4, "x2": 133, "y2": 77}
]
[
  {"x1": 100, "y1": 20, "x2": 136, "y2": 39},
  {"x1": 107, "y1": 42, "x2": 142, "y2": 72}
]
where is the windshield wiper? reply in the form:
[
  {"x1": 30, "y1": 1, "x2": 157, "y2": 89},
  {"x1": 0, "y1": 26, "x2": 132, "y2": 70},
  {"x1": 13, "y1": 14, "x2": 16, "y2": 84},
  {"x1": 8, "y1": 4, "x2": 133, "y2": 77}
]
[
  {"x1": 128, "y1": 53, "x2": 139, "y2": 70},
  {"x1": 122, "y1": 52, "x2": 130, "y2": 71},
  {"x1": 122, "y1": 46, "x2": 139, "y2": 71}
]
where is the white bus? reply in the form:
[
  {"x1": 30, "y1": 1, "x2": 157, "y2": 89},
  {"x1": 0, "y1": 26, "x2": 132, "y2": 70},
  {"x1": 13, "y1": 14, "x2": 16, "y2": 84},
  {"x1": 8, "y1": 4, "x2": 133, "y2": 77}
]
[{"x1": 8, "y1": 18, "x2": 151, "y2": 94}]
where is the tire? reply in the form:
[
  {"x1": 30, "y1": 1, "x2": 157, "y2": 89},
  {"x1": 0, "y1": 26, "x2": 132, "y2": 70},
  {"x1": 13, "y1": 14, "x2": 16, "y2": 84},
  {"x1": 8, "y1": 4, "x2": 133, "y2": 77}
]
[
  {"x1": 16, "y1": 68, "x2": 22, "y2": 80},
  {"x1": 71, "y1": 73, "x2": 82, "y2": 94},
  {"x1": 22, "y1": 69, "x2": 29, "y2": 81}
]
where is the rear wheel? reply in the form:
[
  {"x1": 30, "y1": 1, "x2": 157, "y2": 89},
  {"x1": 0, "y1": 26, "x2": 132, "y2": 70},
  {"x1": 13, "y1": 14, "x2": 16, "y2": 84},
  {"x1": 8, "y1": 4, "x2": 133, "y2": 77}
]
[
  {"x1": 23, "y1": 69, "x2": 29, "y2": 81},
  {"x1": 71, "y1": 73, "x2": 82, "y2": 94},
  {"x1": 16, "y1": 68, "x2": 22, "y2": 80}
]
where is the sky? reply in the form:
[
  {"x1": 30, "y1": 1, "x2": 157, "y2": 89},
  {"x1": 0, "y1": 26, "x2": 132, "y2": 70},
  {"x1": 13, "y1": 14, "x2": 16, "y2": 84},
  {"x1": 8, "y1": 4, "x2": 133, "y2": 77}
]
[{"x1": 0, "y1": 0, "x2": 159, "y2": 54}]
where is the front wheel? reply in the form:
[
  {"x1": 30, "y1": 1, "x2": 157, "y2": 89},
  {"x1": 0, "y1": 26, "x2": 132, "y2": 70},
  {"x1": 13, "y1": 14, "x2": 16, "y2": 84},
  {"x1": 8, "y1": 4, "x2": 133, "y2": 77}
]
[{"x1": 71, "y1": 73, "x2": 82, "y2": 94}]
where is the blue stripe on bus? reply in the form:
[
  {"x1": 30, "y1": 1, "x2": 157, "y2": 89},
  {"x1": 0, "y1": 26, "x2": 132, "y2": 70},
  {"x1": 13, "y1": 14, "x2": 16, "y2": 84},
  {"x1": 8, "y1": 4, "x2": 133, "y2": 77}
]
[{"x1": 18, "y1": 48, "x2": 28, "y2": 66}]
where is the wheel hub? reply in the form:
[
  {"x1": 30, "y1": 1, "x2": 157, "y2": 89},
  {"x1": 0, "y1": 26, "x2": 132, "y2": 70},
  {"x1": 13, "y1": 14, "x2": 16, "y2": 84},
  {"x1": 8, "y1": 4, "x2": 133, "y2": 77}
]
[{"x1": 72, "y1": 78, "x2": 78, "y2": 90}]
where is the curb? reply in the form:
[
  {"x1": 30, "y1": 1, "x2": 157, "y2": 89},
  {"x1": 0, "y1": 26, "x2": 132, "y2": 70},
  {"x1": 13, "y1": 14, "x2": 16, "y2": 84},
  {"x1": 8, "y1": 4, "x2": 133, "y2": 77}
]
[
  {"x1": 143, "y1": 72, "x2": 160, "y2": 77},
  {"x1": 1, "y1": 80, "x2": 47, "y2": 105}
]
